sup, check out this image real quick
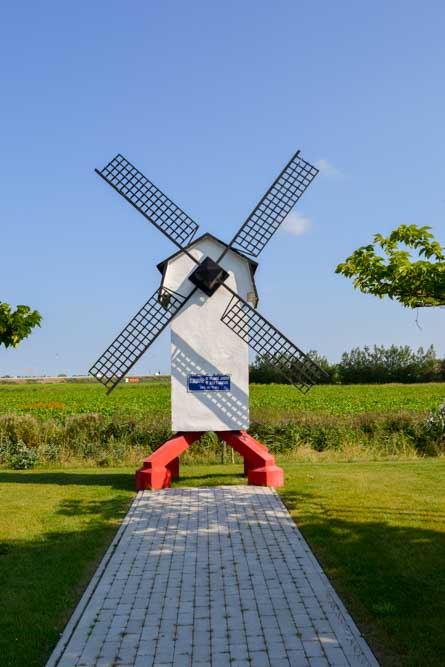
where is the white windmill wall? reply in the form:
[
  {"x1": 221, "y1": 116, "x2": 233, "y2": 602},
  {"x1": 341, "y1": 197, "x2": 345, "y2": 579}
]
[{"x1": 161, "y1": 237, "x2": 254, "y2": 432}]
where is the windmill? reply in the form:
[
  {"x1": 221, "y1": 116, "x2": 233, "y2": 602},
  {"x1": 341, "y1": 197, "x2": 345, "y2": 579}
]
[{"x1": 89, "y1": 150, "x2": 327, "y2": 489}]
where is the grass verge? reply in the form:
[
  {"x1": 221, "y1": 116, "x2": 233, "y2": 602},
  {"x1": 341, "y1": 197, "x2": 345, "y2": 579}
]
[{"x1": 0, "y1": 468, "x2": 134, "y2": 667}]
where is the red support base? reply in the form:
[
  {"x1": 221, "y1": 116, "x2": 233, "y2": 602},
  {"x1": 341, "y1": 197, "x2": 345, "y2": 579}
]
[
  {"x1": 217, "y1": 431, "x2": 284, "y2": 488},
  {"x1": 135, "y1": 429, "x2": 284, "y2": 491},
  {"x1": 136, "y1": 432, "x2": 202, "y2": 491}
]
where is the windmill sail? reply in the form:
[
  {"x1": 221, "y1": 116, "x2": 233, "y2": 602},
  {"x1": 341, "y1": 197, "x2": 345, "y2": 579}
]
[
  {"x1": 96, "y1": 154, "x2": 199, "y2": 249},
  {"x1": 221, "y1": 294, "x2": 328, "y2": 393},
  {"x1": 90, "y1": 287, "x2": 192, "y2": 394},
  {"x1": 223, "y1": 150, "x2": 318, "y2": 258}
]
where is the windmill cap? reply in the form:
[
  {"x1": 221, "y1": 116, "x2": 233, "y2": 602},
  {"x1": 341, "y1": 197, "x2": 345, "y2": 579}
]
[{"x1": 156, "y1": 233, "x2": 258, "y2": 276}]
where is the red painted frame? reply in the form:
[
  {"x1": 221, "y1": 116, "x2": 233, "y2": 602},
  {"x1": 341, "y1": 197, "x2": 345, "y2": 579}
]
[{"x1": 136, "y1": 430, "x2": 284, "y2": 490}]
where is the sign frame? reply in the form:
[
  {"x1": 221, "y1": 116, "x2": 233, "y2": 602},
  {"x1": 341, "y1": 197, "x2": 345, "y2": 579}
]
[{"x1": 187, "y1": 374, "x2": 231, "y2": 392}]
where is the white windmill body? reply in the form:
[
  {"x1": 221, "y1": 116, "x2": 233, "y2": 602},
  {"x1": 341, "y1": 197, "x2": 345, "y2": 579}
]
[{"x1": 157, "y1": 234, "x2": 258, "y2": 432}]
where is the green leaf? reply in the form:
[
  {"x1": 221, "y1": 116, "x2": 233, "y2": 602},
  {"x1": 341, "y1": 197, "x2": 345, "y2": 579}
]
[
  {"x1": 336, "y1": 224, "x2": 445, "y2": 308},
  {"x1": 0, "y1": 301, "x2": 42, "y2": 348}
]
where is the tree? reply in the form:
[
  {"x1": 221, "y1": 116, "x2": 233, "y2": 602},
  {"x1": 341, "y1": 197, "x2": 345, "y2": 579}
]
[
  {"x1": 0, "y1": 302, "x2": 42, "y2": 349},
  {"x1": 307, "y1": 350, "x2": 338, "y2": 383},
  {"x1": 249, "y1": 351, "x2": 335, "y2": 384},
  {"x1": 337, "y1": 344, "x2": 443, "y2": 384},
  {"x1": 335, "y1": 224, "x2": 445, "y2": 308}
]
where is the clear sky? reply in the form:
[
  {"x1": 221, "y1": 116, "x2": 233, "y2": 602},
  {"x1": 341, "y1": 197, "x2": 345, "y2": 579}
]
[{"x1": 1, "y1": 0, "x2": 444, "y2": 376}]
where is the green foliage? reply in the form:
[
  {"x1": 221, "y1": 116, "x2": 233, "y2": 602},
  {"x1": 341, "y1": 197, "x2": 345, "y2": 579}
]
[
  {"x1": 250, "y1": 350, "x2": 336, "y2": 384},
  {"x1": 336, "y1": 224, "x2": 445, "y2": 308},
  {"x1": 0, "y1": 434, "x2": 38, "y2": 469},
  {"x1": 307, "y1": 350, "x2": 338, "y2": 383},
  {"x1": 338, "y1": 344, "x2": 443, "y2": 384},
  {"x1": 249, "y1": 356, "x2": 287, "y2": 384},
  {"x1": 251, "y1": 345, "x2": 445, "y2": 384},
  {"x1": 7, "y1": 440, "x2": 37, "y2": 469},
  {"x1": 0, "y1": 302, "x2": 42, "y2": 348},
  {"x1": 423, "y1": 401, "x2": 445, "y2": 449},
  {"x1": 0, "y1": 382, "x2": 444, "y2": 464}
]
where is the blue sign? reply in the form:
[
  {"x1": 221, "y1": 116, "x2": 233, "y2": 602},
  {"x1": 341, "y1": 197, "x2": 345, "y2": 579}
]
[{"x1": 188, "y1": 374, "x2": 231, "y2": 391}]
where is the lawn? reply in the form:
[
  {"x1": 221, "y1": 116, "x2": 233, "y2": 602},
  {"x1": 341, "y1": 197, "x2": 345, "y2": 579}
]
[
  {"x1": 1, "y1": 461, "x2": 445, "y2": 666},
  {"x1": 0, "y1": 469, "x2": 135, "y2": 667}
]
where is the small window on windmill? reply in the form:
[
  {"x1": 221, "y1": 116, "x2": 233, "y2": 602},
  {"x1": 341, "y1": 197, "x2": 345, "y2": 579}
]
[
  {"x1": 159, "y1": 289, "x2": 171, "y2": 310},
  {"x1": 247, "y1": 291, "x2": 256, "y2": 305}
]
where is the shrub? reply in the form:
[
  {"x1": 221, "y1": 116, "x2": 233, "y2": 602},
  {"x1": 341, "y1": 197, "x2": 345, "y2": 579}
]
[
  {"x1": 0, "y1": 414, "x2": 41, "y2": 447},
  {"x1": 419, "y1": 402, "x2": 445, "y2": 454},
  {"x1": 8, "y1": 440, "x2": 38, "y2": 469}
]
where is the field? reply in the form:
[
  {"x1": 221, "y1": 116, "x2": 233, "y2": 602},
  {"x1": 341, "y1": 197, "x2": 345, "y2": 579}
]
[
  {"x1": 1, "y1": 381, "x2": 444, "y2": 419},
  {"x1": 0, "y1": 382, "x2": 444, "y2": 466}
]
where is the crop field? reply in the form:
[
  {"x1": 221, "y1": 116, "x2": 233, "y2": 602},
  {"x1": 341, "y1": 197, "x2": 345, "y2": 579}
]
[
  {"x1": 0, "y1": 381, "x2": 444, "y2": 420},
  {"x1": 0, "y1": 382, "x2": 444, "y2": 466}
]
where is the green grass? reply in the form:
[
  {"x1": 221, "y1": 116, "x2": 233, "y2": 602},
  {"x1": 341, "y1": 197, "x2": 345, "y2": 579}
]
[
  {"x1": 279, "y1": 460, "x2": 445, "y2": 667},
  {"x1": 2, "y1": 462, "x2": 445, "y2": 665},
  {"x1": 0, "y1": 469, "x2": 134, "y2": 667}
]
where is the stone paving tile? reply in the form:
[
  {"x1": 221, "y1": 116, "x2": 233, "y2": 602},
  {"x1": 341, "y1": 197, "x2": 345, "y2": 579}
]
[{"x1": 47, "y1": 487, "x2": 379, "y2": 667}]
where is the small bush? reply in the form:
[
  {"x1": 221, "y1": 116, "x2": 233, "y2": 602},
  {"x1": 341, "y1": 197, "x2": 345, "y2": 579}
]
[
  {"x1": 0, "y1": 414, "x2": 41, "y2": 447},
  {"x1": 424, "y1": 402, "x2": 445, "y2": 439},
  {"x1": 8, "y1": 440, "x2": 38, "y2": 469},
  {"x1": 418, "y1": 402, "x2": 445, "y2": 455}
]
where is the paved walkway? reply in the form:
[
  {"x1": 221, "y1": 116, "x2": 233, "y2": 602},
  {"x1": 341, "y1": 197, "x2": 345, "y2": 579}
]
[{"x1": 47, "y1": 487, "x2": 379, "y2": 667}]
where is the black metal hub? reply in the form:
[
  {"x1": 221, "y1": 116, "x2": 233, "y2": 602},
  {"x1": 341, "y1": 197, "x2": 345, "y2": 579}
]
[{"x1": 189, "y1": 256, "x2": 229, "y2": 297}]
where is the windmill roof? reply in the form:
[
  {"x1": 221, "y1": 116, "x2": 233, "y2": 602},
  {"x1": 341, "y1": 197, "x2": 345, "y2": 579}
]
[{"x1": 156, "y1": 233, "x2": 258, "y2": 275}]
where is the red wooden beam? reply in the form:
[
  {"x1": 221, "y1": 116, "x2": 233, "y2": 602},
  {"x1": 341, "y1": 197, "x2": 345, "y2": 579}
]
[
  {"x1": 217, "y1": 430, "x2": 284, "y2": 487},
  {"x1": 136, "y1": 431, "x2": 203, "y2": 490}
]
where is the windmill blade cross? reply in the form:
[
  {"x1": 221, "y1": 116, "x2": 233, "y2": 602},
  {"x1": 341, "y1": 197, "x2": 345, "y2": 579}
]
[
  {"x1": 220, "y1": 294, "x2": 328, "y2": 393},
  {"x1": 89, "y1": 287, "x2": 193, "y2": 394},
  {"x1": 96, "y1": 154, "x2": 199, "y2": 249},
  {"x1": 223, "y1": 150, "x2": 318, "y2": 259}
]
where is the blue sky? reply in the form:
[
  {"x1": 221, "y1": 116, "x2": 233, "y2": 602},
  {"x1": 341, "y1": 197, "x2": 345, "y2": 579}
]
[{"x1": 1, "y1": 0, "x2": 444, "y2": 376}]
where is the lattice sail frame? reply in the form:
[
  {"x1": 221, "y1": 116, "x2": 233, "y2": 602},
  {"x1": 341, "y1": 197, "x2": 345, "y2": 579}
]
[
  {"x1": 96, "y1": 154, "x2": 199, "y2": 248},
  {"x1": 89, "y1": 288, "x2": 189, "y2": 393},
  {"x1": 90, "y1": 148, "x2": 323, "y2": 395},
  {"x1": 221, "y1": 295, "x2": 327, "y2": 392},
  {"x1": 228, "y1": 151, "x2": 319, "y2": 258}
]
